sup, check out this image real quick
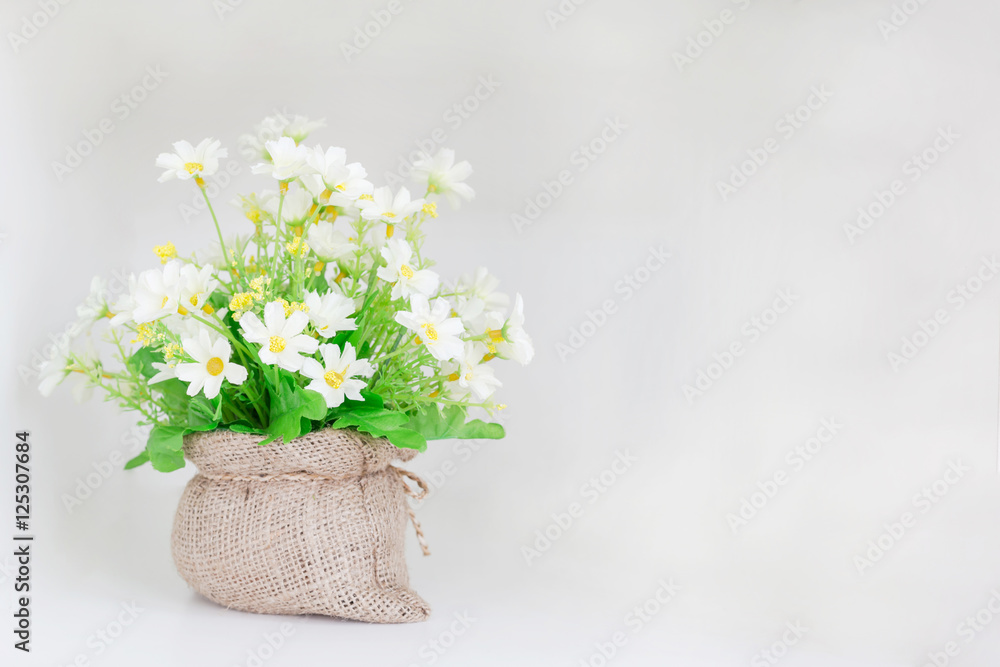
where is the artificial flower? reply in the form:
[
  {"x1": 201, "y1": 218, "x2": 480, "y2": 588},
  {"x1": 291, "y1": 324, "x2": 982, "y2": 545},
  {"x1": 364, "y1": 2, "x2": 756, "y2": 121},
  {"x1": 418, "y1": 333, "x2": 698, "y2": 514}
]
[
  {"x1": 178, "y1": 264, "x2": 219, "y2": 314},
  {"x1": 156, "y1": 138, "x2": 227, "y2": 182},
  {"x1": 308, "y1": 221, "x2": 359, "y2": 261},
  {"x1": 251, "y1": 137, "x2": 310, "y2": 181},
  {"x1": 483, "y1": 293, "x2": 534, "y2": 365},
  {"x1": 304, "y1": 290, "x2": 356, "y2": 337},
  {"x1": 174, "y1": 329, "x2": 248, "y2": 399},
  {"x1": 239, "y1": 301, "x2": 318, "y2": 371},
  {"x1": 395, "y1": 294, "x2": 465, "y2": 362},
  {"x1": 357, "y1": 186, "x2": 424, "y2": 225},
  {"x1": 301, "y1": 342, "x2": 373, "y2": 408},
  {"x1": 442, "y1": 342, "x2": 502, "y2": 401},
  {"x1": 412, "y1": 148, "x2": 474, "y2": 207},
  {"x1": 377, "y1": 238, "x2": 439, "y2": 300},
  {"x1": 132, "y1": 260, "x2": 183, "y2": 323}
]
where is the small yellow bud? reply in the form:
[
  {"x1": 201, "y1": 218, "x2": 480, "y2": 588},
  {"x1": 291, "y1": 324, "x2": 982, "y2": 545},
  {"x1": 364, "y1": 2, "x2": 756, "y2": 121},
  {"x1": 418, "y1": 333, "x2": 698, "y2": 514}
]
[{"x1": 154, "y1": 242, "x2": 177, "y2": 264}]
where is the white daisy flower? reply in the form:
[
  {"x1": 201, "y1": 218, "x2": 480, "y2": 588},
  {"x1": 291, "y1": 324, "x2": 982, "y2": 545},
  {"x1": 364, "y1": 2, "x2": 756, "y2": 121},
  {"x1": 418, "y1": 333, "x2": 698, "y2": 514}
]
[
  {"x1": 174, "y1": 329, "x2": 248, "y2": 399},
  {"x1": 149, "y1": 362, "x2": 176, "y2": 385},
  {"x1": 458, "y1": 267, "x2": 509, "y2": 313},
  {"x1": 155, "y1": 138, "x2": 227, "y2": 182},
  {"x1": 262, "y1": 186, "x2": 313, "y2": 223},
  {"x1": 283, "y1": 115, "x2": 326, "y2": 143},
  {"x1": 178, "y1": 264, "x2": 219, "y2": 314},
  {"x1": 442, "y1": 342, "x2": 502, "y2": 401},
  {"x1": 377, "y1": 238, "x2": 439, "y2": 301},
  {"x1": 132, "y1": 260, "x2": 183, "y2": 324},
  {"x1": 109, "y1": 274, "x2": 138, "y2": 326},
  {"x1": 394, "y1": 294, "x2": 465, "y2": 362},
  {"x1": 304, "y1": 290, "x2": 356, "y2": 338},
  {"x1": 239, "y1": 301, "x2": 319, "y2": 371},
  {"x1": 307, "y1": 221, "x2": 359, "y2": 261},
  {"x1": 251, "y1": 137, "x2": 311, "y2": 181},
  {"x1": 37, "y1": 339, "x2": 72, "y2": 397},
  {"x1": 305, "y1": 146, "x2": 374, "y2": 206},
  {"x1": 239, "y1": 114, "x2": 325, "y2": 161},
  {"x1": 301, "y1": 342, "x2": 374, "y2": 408},
  {"x1": 412, "y1": 148, "x2": 474, "y2": 207},
  {"x1": 357, "y1": 186, "x2": 424, "y2": 225},
  {"x1": 76, "y1": 276, "x2": 112, "y2": 326},
  {"x1": 483, "y1": 293, "x2": 534, "y2": 365}
]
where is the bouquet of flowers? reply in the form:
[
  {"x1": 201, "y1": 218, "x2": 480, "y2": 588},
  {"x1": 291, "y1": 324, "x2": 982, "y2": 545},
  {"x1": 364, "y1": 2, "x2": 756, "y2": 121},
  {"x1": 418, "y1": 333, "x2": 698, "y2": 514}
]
[{"x1": 38, "y1": 114, "x2": 533, "y2": 472}]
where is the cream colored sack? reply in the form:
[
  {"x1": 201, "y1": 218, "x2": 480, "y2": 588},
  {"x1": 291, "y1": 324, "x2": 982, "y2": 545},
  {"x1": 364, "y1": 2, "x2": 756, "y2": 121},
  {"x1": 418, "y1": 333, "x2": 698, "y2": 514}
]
[{"x1": 171, "y1": 428, "x2": 430, "y2": 623}]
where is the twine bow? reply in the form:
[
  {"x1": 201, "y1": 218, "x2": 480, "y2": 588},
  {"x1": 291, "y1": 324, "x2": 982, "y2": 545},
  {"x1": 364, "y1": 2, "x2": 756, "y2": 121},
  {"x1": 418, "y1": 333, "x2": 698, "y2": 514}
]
[{"x1": 390, "y1": 465, "x2": 431, "y2": 556}]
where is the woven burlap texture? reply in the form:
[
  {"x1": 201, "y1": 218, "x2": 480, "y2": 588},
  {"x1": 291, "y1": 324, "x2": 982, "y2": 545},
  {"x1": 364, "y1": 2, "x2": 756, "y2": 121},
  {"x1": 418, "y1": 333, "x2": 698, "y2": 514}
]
[{"x1": 171, "y1": 427, "x2": 430, "y2": 623}]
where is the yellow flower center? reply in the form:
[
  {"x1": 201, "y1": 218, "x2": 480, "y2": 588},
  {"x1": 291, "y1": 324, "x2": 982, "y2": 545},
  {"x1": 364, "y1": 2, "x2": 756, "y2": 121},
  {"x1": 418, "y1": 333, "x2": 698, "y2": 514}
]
[
  {"x1": 269, "y1": 336, "x2": 286, "y2": 353},
  {"x1": 487, "y1": 328, "x2": 504, "y2": 343},
  {"x1": 384, "y1": 211, "x2": 396, "y2": 218},
  {"x1": 206, "y1": 357, "x2": 224, "y2": 376},
  {"x1": 399, "y1": 264, "x2": 414, "y2": 279},
  {"x1": 176, "y1": 305, "x2": 189, "y2": 316},
  {"x1": 189, "y1": 294, "x2": 200, "y2": 306},
  {"x1": 160, "y1": 296, "x2": 169, "y2": 308},
  {"x1": 154, "y1": 242, "x2": 177, "y2": 263},
  {"x1": 386, "y1": 224, "x2": 395, "y2": 238},
  {"x1": 320, "y1": 188, "x2": 332, "y2": 202},
  {"x1": 421, "y1": 323, "x2": 438, "y2": 342},
  {"x1": 202, "y1": 303, "x2": 215, "y2": 315},
  {"x1": 324, "y1": 369, "x2": 346, "y2": 388},
  {"x1": 447, "y1": 372, "x2": 460, "y2": 382},
  {"x1": 422, "y1": 202, "x2": 438, "y2": 218},
  {"x1": 184, "y1": 162, "x2": 204, "y2": 174}
]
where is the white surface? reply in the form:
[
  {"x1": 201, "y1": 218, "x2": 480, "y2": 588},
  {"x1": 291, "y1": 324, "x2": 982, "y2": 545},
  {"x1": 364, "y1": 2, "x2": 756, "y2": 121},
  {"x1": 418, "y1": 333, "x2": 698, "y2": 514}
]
[{"x1": 3, "y1": 0, "x2": 1000, "y2": 665}]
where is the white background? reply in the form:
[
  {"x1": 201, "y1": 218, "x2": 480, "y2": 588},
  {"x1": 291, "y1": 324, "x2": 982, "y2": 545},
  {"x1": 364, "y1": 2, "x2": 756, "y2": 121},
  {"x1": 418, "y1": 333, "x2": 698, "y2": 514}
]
[{"x1": 3, "y1": 0, "x2": 1000, "y2": 665}]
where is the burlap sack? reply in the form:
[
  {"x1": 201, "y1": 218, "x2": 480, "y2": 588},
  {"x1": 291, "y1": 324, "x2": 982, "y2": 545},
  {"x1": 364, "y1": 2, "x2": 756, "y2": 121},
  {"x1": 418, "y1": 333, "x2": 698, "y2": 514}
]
[{"x1": 171, "y1": 428, "x2": 431, "y2": 623}]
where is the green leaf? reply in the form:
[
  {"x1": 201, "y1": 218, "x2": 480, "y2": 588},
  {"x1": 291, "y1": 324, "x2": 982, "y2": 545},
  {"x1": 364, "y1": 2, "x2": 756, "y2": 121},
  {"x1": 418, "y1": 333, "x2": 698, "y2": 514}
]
[
  {"x1": 146, "y1": 424, "x2": 187, "y2": 472},
  {"x1": 266, "y1": 383, "x2": 328, "y2": 444},
  {"x1": 227, "y1": 421, "x2": 266, "y2": 434},
  {"x1": 406, "y1": 406, "x2": 506, "y2": 441},
  {"x1": 149, "y1": 446, "x2": 185, "y2": 472},
  {"x1": 124, "y1": 450, "x2": 149, "y2": 470},
  {"x1": 383, "y1": 428, "x2": 427, "y2": 451},
  {"x1": 127, "y1": 347, "x2": 164, "y2": 379}
]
